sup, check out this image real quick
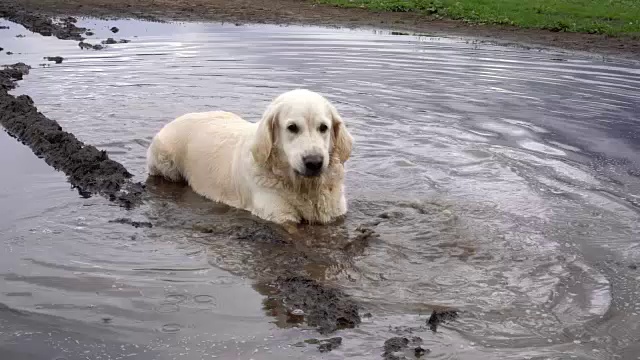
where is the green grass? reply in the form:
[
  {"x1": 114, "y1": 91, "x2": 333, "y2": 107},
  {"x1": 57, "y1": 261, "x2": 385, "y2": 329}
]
[{"x1": 316, "y1": 0, "x2": 640, "y2": 36}]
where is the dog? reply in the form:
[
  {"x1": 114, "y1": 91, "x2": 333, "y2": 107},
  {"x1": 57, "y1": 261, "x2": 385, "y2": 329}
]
[{"x1": 146, "y1": 89, "x2": 354, "y2": 227}]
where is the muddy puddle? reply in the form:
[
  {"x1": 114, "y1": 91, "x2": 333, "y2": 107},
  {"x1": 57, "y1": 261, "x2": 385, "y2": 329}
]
[{"x1": 1, "y1": 17, "x2": 640, "y2": 360}]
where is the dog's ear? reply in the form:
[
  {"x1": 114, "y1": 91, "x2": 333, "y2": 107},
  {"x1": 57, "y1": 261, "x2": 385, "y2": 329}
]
[
  {"x1": 251, "y1": 102, "x2": 280, "y2": 165},
  {"x1": 328, "y1": 101, "x2": 354, "y2": 164}
]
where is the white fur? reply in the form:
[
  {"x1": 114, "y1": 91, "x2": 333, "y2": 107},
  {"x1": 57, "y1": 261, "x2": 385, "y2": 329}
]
[{"x1": 146, "y1": 89, "x2": 354, "y2": 225}]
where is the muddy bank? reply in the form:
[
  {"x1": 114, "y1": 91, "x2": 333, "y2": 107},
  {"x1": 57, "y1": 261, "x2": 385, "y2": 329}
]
[
  {"x1": 1, "y1": 0, "x2": 639, "y2": 60},
  {"x1": 0, "y1": 64, "x2": 144, "y2": 208},
  {"x1": 0, "y1": 7, "x2": 85, "y2": 40}
]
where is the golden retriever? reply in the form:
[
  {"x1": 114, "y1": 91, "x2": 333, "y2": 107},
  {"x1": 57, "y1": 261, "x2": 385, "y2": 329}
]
[{"x1": 146, "y1": 89, "x2": 354, "y2": 226}]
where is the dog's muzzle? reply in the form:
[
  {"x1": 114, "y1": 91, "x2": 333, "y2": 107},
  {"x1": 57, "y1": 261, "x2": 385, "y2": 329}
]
[{"x1": 299, "y1": 154, "x2": 324, "y2": 177}]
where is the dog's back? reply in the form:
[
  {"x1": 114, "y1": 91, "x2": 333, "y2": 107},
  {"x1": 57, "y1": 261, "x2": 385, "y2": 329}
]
[{"x1": 147, "y1": 111, "x2": 255, "y2": 206}]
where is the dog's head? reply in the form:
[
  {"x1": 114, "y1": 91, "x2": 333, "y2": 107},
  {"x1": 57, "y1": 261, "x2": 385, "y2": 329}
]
[{"x1": 251, "y1": 89, "x2": 353, "y2": 178}]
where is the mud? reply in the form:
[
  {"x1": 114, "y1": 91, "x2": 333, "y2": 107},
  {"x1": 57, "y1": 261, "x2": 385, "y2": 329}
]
[
  {"x1": 141, "y1": 179, "x2": 368, "y2": 336},
  {"x1": 101, "y1": 37, "x2": 117, "y2": 44},
  {"x1": 78, "y1": 41, "x2": 104, "y2": 50},
  {"x1": 0, "y1": 7, "x2": 85, "y2": 40},
  {"x1": 426, "y1": 309, "x2": 459, "y2": 333},
  {"x1": 108, "y1": 217, "x2": 153, "y2": 228},
  {"x1": 201, "y1": 226, "x2": 365, "y2": 334},
  {"x1": 301, "y1": 336, "x2": 344, "y2": 352},
  {"x1": 44, "y1": 56, "x2": 63, "y2": 63},
  {"x1": 0, "y1": 63, "x2": 29, "y2": 91},
  {"x1": 383, "y1": 336, "x2": 426, "y2": 360},
  {"x1": 414, "y1": 346, "x2": 429, "y2": 358},
  {"x1": 99, "y1": 37, "x2": 130, "y2": 45},
  {"x1": 0, "y1": 63, "x2": 144, "y2": 208},
  {"x1": 317, "y1": 336, "x2": 343, "y2": 352},
  {"x1": 266, "y1": 275, "x2": 361, "y2": 334}
]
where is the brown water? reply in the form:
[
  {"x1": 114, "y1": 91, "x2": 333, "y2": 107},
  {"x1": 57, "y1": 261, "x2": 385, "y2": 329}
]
[{"x1": 2, "y1": 18, "x2": 640, "y2": 360}]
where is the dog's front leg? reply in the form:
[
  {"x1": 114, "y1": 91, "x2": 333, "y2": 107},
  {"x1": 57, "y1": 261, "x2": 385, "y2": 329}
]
[{"x1": 250, "y1": 192, "x2": 300, "y2": 226}]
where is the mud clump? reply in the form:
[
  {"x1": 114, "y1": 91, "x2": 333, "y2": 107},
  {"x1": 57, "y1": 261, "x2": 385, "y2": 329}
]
[
  {"x1": 0, "y1": 63, "x2": 30, "y2": 91},
  {"x1": 384, "y1": 337, "x2": 409, "y2": 359},
  {"x1": 427, "y1": 309, "x2": 458, "y2": 332},
  {"x1": 343, "y1": 225, "x2": 379, "y2": 254},
  {"x1": 317, "y1": 337, "x2": 342, "y2": 352},
  {"x1": 79, "y1": 41, "x2": 104, "y2": 50},
  {"x1": 414, "y1": 346, "x2": 429, "y2": 358},
  {"x1": 101, "y1": 38, "x2": 130, "y2": 45},
  {"x1": 101, "y1": 37, "x2": 118, "y2": 45},
  {"x1": 383, "y1": 336, "x2": 427, "y2": 360},
  {"x1": 0, "y1": 7, "x2": 85, "y2": 41},
  {"x1": 234, "y1": 222, "x2": 288, "y2": 244},
  {"x1": 269, "y1": 275, "x2": 360, "y2": 334},
  {"x1": 44, "y1": 56, "x2": 63, "y2": 64},
  {"x1": 109, "y1": 218, "x2": 153, "y2": 228},
  {"x1": 0, "y1": 63, "x2": 145, "y2": 208}
]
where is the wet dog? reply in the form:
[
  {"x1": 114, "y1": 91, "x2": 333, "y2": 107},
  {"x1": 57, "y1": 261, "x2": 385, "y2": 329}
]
[{"x1": 146, "y1": 89, "x2": 354, "y2": 227}]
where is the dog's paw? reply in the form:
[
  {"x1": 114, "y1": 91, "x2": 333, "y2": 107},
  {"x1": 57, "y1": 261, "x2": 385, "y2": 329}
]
[{"x1": 282, "y1": 221, "x2": 300, "y2": 235}]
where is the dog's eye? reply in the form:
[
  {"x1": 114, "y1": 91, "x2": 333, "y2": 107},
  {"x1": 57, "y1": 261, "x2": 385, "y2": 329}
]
[
  {"x1": 287, "y1": 124, "x2": 299, "y2": 133},
  {"x1": 318, "y1": 124, "x2": 328, "y2": 133}
]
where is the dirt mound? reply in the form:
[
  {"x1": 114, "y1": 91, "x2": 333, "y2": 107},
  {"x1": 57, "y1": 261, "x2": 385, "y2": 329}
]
[
  {"x1": 269, "y1": 275, "x2": 361, "y2": 334},
  {"x1": 0, "y1": 63, "x2": 145, "y2": 208},
  {"x1": 0, "y1": 6, "x2": 85, "y2": 40}
]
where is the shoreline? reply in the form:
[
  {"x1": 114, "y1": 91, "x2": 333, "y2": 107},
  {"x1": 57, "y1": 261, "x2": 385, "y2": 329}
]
[{"x1": 1, "y1": 0, "x2": 638, "y2": 60}]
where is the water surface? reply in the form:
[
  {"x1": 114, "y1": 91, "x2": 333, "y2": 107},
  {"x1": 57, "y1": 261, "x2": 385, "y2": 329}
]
[{"x1": 1, "y1": 18, "x2": 640, "y2": 359}]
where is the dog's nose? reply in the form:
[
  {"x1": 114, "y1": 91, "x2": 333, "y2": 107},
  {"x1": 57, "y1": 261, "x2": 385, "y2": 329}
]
[{"x1": 303, "y1": 155, "x2": 324, "y2": 173}]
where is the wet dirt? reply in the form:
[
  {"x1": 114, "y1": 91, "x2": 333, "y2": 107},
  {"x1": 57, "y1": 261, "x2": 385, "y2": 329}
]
[
  {"x1": 0, "y1": 62, "x2": 29, "y2": 90},
  {"x1": 43, "y1": 55, "x2": 62, "y2": 63},
  {"x1": 2, "y1": 15, "x2": 640, "y2": 360},
  {"x1": 0, "y1": 8, "x2": 85, "y2": 40},
  {"x1": 266, "y1": 276, "x2": 361, "y2": 334},
  {"x1": 383, "y1": 336, "x2": 426, "y2": 360},
  {"x1": 0, "y1": 63, "x2": 144, "y2": 207},
  {"x1": 102, "y1": 37, "x2": 117, "y2": 44},
  {"x1": 317, "y1": 337, "x2": 343, "y2": 352},
  {"x1": 78, "y1": 40, "x2": 104, "y2": 50},
  {"x1": 426, "y1": 309, "x2": 459, "y2": 332},
  {"x1": 108, "y1": 217, "x2": 153, "y2": 228}
]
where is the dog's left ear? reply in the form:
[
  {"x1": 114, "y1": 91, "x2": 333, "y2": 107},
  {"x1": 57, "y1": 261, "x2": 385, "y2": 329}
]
[{"x1": 328, "y1": 101, "x2": 354, "y2": 164}]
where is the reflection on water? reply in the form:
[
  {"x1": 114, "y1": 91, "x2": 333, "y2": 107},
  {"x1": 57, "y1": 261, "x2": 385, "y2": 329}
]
[{"x1": 1, "y1": 17, "x2": 640, "y2": 360}]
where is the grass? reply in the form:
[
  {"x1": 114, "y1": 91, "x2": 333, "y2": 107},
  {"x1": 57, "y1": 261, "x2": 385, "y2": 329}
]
[{"x1": 316, "y1": 0, "x2": 640, "y2": 36}]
